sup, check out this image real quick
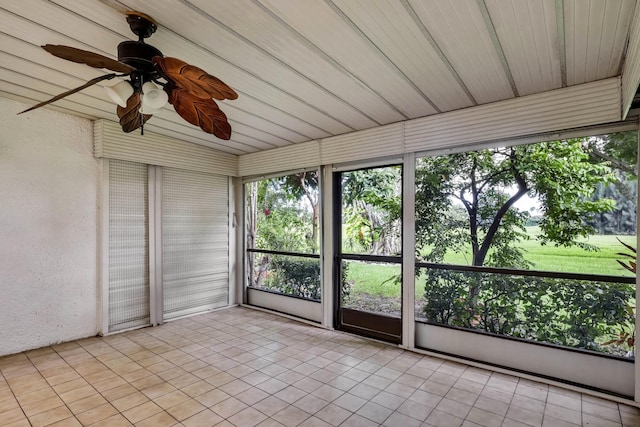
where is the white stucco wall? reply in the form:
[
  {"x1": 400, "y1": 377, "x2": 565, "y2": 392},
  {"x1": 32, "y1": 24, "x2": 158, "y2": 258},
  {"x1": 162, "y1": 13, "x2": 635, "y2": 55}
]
[{"x1": 0, "y1": 97, "x2": 99, "y2": 356}]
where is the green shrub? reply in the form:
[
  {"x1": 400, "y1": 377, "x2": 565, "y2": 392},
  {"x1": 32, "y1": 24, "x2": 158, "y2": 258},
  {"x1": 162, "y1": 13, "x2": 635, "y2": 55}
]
[
  {"x1": 262, "y1": 256, "x2": 350, "y2": 302},
  {"x1": 422, "y1": 269, "x2": 634, "y2": 353}
]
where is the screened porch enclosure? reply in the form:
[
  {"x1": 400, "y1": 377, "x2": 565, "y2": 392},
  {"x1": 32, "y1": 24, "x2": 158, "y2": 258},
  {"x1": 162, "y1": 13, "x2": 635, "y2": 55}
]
[
  {"x1": 5, "y1": 0, "x2": 640, "y2": 410},
  {"x1": 242, "y1": 128, "x2": 639, "y2": 398}
]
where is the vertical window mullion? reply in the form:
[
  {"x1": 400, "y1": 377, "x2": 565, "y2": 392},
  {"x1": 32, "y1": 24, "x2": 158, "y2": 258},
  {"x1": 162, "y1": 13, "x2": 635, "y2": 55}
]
[
  {"x1": 402, "y1": 152, "x2": 416, "y2": 349},
  {"x1": 149, "y1": 166, "x2": 163, "y2": 326}
]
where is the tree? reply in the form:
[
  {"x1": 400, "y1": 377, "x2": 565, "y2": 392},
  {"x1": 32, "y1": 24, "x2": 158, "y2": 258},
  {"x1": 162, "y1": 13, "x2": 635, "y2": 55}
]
[
  {"x1": 586, "y1": 178, "x2": 637, "y2": 235},
  {"x1": 583, "y1": 131, "x2": 638, "y2": 235},
  {"x1": 279, "y1": 171, "x2": 320, "y2": 252},
  {"x1": 341, "y1": 167, "x2": 402, "y2": 255},
  {"x1": 584, "y1": 131, "x2": 637, "y2": 178},
  {"x1": 246, "y1": 176, "x2": 316, "y2": 288},
  {"x1": 245, "y1": 171, "x2": 352, "y2": 301},
  {"x1": 416, "y1": 139, "x2": 616, "y2": 268},
  {"x1": 246, "y1": 181, "x2": 258, "y2": 287},
  {"x1": 416, "y1": 139, "x2": 617, "y2": 314}
]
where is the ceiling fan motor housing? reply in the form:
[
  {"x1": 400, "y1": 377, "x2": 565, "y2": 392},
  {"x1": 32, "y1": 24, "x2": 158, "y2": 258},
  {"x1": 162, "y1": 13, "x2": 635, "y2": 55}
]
[
  {"x1": 126, "y1": 11, "x2": 157, "y2": 39},
  {"x1": 117, "y1": 41, "x2": 163, "y2": 73}
]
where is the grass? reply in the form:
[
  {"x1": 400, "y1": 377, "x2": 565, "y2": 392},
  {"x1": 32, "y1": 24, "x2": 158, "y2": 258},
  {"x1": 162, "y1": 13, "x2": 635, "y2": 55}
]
[
  {"x1": 345, "y1": 228, "x2": 636, "y2": 299},
  {"x1": 344, "y1": 261, "x2": 401, "y2": 298},
  {"x1": 442, "y1": 227, "x2": 635, "y2": 276}
]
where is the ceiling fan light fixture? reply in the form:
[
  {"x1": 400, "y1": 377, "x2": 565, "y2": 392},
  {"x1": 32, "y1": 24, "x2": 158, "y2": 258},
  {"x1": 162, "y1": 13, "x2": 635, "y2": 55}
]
[
  {"x1": 140, "y1": 81, "x2": 168, "y2": 112},
  {"x1": 138, "y1": 106, "x2": 162, "y2": 115},
  {"x1": 21, "y1": 11, "x2": 236, "y2": 139},
  {"x1": 105, "y1": 79, "x2": 134, "y2": 108}
]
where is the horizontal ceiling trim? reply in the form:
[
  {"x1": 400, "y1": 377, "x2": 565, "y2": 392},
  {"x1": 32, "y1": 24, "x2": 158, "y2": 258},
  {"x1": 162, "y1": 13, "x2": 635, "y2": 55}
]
[
  {"x1": 94, "y1": 120, "x2": 239, "y2": 176},
  {"x1": 238, "y1": 140, "x2": 321, "y2": 177},
  {"x1": 321, "y1": 122, "x2": 404, "y2": 165},
  {"x1": 416, "y1": 115, "x2": 639, "y2": 159},
  {"x1": 404, "y1": 77, "x2": 621, "y2": 151},
  {"x1": 238, "y1": 78, "x2": 621, "y2": 177}
]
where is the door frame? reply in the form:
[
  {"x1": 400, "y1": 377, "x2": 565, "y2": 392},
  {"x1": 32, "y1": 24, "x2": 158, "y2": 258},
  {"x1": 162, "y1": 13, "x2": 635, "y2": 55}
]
[{"x1": 332, "y1": 164, "x2": 403, "y2": 344}]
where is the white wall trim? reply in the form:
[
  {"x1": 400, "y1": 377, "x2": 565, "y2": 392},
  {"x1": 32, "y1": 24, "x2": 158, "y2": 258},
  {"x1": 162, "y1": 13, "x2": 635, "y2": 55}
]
[
  {"x1": 94, "y1": 120, "x2": 238, "y2": 177},
  {"x1": 622, "y1": 2, "x2": 640, "y2": 119},
  {"x1": 229, "y1": 176, "x2": 239, "y2": 307},
  {"x1": 401, "y1": 153, "x2": 415, "y2": 349},
  {"x1": 242, "y1": 303, "x2": 330, "y2": 330},
  {"x1": 239, "y1": 141, "x2": 321, "y2": 177},
  {"x1": 98, "y1": 159, "x2": 110, "y2": 336},
  {"x1": 415, "y1": 322, "x2": 634, "y2": 397},
  {"x1": 247, "y1": 288, "x2": 322, "y2": 323},
  {"x1": 414, "y1": 115, "x2": 639, "y2": 159},
  {"x1": 238, "y1": 78, "x2": 621, "y2": 177},
  {"x1": 321, "y1": 122, "x2": 403, "y2": 166},
  {"x1": 238, "y1": 179, "x2": 248, "y2": 306},
  {"x1": 149, "y1": 166, "x2": 163, "y2": 326},
  {"x1": 321, "y1": 166, "x2": 334, "y2": 328},
  {"x1": 410, "y1": 345, "x2": 638, "y2": 408}
]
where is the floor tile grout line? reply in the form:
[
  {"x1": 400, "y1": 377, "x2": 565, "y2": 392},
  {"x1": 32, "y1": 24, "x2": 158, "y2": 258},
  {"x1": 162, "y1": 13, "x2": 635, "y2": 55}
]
[
  {"x1": 1, "y1": 307, "x2": 639, "y2": 427},
  {"x1": 12, "y1": 350, "x2": 84, "y2": 425},
  {"x1": 50, "y1": 340, "x2": 124, "y2": 426},
  {"x1": 0, "y1": 368, "x2": 32, "y2": 425}
]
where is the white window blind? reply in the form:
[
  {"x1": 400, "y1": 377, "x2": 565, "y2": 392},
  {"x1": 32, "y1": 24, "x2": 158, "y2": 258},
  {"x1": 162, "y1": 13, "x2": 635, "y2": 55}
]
[
  {"x1": 162, "y1": 168, "x2": 229, "y2": 320},
  {"x1": 108, "y1": 160, "x2": 150, "y2": 331}
]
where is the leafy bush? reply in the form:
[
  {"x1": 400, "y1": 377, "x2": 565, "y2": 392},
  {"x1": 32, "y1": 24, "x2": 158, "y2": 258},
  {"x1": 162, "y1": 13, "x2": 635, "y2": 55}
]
[
  {"x1": 256, "y1": 207, "x2": 314, "y2": 253},
  {"x1": 422, "y1": 269, "x2": 634, "y2": 354},
  {"x1": 601, "y1": 240, "x2": 636, "y2": 357},
  {"x1": 261, "y1": 256, "x2": 350, "y2": 302}
]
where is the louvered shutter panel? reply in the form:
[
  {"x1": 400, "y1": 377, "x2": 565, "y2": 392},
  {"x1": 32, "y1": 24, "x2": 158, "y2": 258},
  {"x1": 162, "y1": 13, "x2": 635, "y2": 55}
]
[
  {"x1": 162, "y1": 168, "x2": 229, "y2": 320},
  {"x1": 108, "y1": 160, "x2": 150, "y2": 331}
]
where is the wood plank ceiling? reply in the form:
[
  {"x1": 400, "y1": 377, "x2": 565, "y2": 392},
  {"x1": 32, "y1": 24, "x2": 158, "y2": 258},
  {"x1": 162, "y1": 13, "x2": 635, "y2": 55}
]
[{"x1": 0, "y1": 0, "x2": 636, "y2": 155}]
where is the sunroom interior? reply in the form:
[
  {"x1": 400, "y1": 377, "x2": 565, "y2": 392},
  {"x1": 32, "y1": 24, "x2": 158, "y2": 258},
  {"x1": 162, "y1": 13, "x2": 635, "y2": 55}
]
[{"x1": 3, "y1": 0, "x2": 640, "y2": 424}]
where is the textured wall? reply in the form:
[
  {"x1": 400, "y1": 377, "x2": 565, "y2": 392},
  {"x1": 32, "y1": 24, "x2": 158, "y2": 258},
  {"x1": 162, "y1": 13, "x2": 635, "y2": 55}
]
[{"x1": 0, "y1": 98, "x2": 99, "y2": 356}]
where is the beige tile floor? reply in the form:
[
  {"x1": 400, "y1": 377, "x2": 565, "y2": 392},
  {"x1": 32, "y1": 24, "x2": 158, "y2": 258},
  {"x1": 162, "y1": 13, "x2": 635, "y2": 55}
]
[{"x1": 0, "y1": 307, "x2": 638, "y2": 427}]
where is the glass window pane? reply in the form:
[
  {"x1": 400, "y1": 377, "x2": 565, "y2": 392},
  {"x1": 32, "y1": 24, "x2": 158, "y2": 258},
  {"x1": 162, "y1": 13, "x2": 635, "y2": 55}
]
[
  {"x1": 341, "y1": 260, "x2": 401, "y2": 318},
  {"x1": 415, "y1": 267, "x2": 635, "y2": 357},
  {"x1": 250, "y1": 253, "x2": 321, "y2": 301},
  {"x1": 415, "y1": 131, "x2": 637, "y2": 358},
  {"x1": 415, "y1": 132, "x2": 637, "y2": 275},
  {"x1": 246, "y1": 171, "x2": 319, "y2": 254},
  {"x1": 245, "y1": 171, "x2": 320, "y2": 301},
  {"x1": 341, "y1": 166, "x2": 402, "y2": 255}
]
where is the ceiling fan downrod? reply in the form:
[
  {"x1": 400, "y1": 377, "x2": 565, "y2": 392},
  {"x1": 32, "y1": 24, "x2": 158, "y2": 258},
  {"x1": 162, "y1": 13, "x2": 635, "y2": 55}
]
[{"x1": 117, "y1": 12, "x2": 163, "y2": 75}]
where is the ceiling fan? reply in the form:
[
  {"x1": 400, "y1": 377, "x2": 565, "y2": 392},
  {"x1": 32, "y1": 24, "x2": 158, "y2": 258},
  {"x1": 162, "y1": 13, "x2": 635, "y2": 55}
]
[{"x1": 19, "y1": 11, "x2": 237, "y2": 140}]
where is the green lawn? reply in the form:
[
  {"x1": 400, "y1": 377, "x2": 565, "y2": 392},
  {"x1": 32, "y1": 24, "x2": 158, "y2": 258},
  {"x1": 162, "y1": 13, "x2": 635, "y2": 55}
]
[
  {"x1": 345, "y1": 228, "x2": 636, "y2": 298},
  {"x1": 442, "y1": 226, "x2": 635, "y2": 276},
  {"x1": 343, "y1": 261, "x2": 401, "y2": 298}
]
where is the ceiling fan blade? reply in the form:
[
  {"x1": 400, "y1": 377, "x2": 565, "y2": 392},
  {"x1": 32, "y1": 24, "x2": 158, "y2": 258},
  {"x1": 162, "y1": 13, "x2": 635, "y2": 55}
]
[
  {"x1": 154, "y1": 57, "x2": 238, "y2": 101},
  {"x1": 42, "y1": 44, "x2": 134, "y2": 74},
  {"x1": 18, "y1": 73, "x2": 118, "y2": 114},
  {"x1": 117, "y1": 93, "x2": 152, "y2": 133},
  {"x1": 169, "y1": 88, "x2": 232, "y2": 140}
]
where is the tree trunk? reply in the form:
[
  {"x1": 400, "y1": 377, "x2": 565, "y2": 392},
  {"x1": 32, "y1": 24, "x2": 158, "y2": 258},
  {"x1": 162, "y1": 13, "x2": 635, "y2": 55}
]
[
  {"x1": 297, "y1": 172, "x2": 319, "y2": 252},
  {"x1": 465, "y1": 154, "x2": 528, "y2": 320},
  {"x1": 247, "y1": 181, "x2": 258, "y2": 286},
  {"x1": 255, "y1": 255, "x2": 269, "y2": 288},
  {"x1": 312, "y1": 205, "x2": 319, "y2": 251},
  {"x1": 474, "y1": 169, "x2": 528, "y2": 266}
]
